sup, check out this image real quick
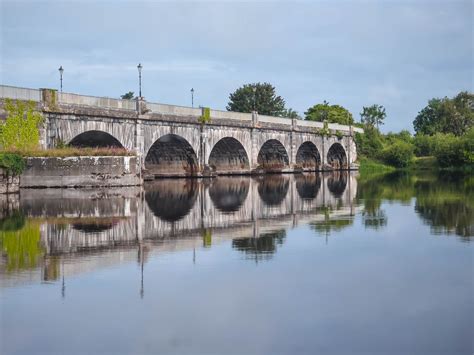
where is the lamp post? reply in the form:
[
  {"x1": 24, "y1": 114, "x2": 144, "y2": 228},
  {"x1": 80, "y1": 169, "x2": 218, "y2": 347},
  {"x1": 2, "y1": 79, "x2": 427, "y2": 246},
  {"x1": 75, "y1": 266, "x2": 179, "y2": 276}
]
[
  {"x1": 137, "y1": 63, "x2": 143, "y2": 98},
  {"x1": 191, "y1": 88, "x2": 194, "y2": 108},
  {"x1": 58, "y1": 66, "x2": 64, "y2": 92}
]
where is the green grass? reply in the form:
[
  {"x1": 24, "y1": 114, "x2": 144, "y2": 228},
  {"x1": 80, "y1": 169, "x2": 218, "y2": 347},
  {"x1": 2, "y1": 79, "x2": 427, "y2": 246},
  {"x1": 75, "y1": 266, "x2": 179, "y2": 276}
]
[
  {"x1": 358, "y1": 157, "x2": 395, "y2": 174},
  {"x1": 3, "y1": 147, "x2": 134, "y2": 158},
  {"x1": 410, "y1": 156, "x2": 438, "y2": 171}
]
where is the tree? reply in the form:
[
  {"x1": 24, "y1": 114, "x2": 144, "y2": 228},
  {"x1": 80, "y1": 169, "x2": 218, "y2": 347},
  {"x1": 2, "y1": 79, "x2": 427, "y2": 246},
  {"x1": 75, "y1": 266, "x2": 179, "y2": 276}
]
[
  {"x1": 304, "y1": 101, "x2": 354, "y2": 125},
  {"x1": 283, "y1": 108, "x2": 301, "y2": 119},
  {"x1": 0, "y1": 99, "x2": 43, "y2": 151},
  {"x1": 360, "y1": 104, "x2": 386, "y2": 130},
  {"x1": 121, "y1": 92, "x2": 135, "y2": 100},
  {"x1": 413, "y1": 92, "x2": 473, "y2": 136},
  {"x1": 226, "y1": 83, "x2": 286, "y2": 116}
]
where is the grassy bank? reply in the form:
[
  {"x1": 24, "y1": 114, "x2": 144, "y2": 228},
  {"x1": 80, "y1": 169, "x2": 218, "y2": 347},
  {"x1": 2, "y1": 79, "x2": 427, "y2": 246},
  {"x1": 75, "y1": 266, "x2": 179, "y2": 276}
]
[
  {"x1": 358, "y1": 158, "x2": 395, "y2": 175},
  {"x1": 3, "y1": 147, "x2": 134, "y2": 158}
]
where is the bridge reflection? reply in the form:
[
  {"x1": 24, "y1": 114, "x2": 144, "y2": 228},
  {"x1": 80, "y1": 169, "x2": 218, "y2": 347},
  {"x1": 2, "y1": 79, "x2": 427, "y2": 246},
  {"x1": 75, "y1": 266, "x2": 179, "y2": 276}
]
[{"x1": 0, "y1": 173, "x2": 359, "y2": 288}]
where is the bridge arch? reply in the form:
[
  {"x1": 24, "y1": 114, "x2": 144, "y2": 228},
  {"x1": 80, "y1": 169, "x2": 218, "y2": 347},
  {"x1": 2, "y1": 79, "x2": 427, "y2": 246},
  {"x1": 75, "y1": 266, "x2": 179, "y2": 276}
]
[
  {"x1": 145, "y1": 134, "x2": 198, "y2": 176},
  {"x1": 327, "y1": 142, "x2": 348, "y2": 170},
  {"x1": 208, "y1": 137, "x2": 250, "y2": 173},
  {"x1": 257, "y1": 139, "x2": 289, "y2": 171},
  {"x1": 296, "y1": 141, "x2": 321, "y2": 170},
  {"x1": 68, "y1": 130, "x2": 125, "y2": 148}
]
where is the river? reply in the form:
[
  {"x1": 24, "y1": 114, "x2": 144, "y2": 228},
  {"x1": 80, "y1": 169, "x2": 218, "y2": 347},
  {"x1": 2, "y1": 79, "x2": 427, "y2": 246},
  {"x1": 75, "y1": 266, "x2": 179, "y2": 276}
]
[{"x1": 1, "y1": 172, "x2": 472, "y2": 355}]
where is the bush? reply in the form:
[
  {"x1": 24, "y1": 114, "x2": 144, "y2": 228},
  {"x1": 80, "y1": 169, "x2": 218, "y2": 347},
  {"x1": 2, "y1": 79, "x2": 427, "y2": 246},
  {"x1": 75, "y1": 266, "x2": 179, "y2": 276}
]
[
  {"x1": 0, "y1": 153, "x2": 26, "y2": 175},
  {"x1": 0, "y1": 99, "x2": 43, "y2": 151},
  {"x1": 355, "y1": 128, "x2": 384, "y2": 159},
  {"x1": 433, "y1": 133, "x2": 467, "y2": 168},
  {"x1": 413, "y1": 134, "x2": 437, "y2": 157},
  {"x1": 381, "y1": 140, "x2": 414, "y2": 168}
]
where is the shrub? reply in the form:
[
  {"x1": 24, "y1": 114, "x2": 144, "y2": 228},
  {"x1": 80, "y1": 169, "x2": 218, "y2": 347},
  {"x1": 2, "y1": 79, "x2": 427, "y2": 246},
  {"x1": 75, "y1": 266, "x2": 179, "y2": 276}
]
[
  {"x1": 413, "y1": 134, "x2": 437, "y2": 157},
  {"x1": 0, "y1": 99, "x2": 43, "y2": 151},
  {"x1": 381, "y1": 140, "x2": 414, "y2": 168},
  {"x1": 355, "y1": 128, "x2": 384, "y2": 159},
  {"x1": 0, "y1": 153, "x2": 26, "y2": 175},
  {"x1": 433, "y1": 133, "x2": 466, "y2": 168}
]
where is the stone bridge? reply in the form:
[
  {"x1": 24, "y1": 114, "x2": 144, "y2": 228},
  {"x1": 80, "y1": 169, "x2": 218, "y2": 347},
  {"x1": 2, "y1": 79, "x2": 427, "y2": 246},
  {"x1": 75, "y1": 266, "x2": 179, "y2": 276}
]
[{"x1": 0, "y1": 85, "x2": 363, "y2": 177}]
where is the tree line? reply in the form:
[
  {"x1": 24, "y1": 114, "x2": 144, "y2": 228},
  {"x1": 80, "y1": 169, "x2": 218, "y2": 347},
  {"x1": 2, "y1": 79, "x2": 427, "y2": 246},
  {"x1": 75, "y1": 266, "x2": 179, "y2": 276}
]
[{"x1": 224, "y1": 82, "x2": 472, "y2": 169}]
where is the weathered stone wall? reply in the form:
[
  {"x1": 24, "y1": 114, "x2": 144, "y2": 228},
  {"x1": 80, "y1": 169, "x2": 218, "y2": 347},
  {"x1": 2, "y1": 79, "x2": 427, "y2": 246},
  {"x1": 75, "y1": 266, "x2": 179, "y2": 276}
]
[
  {"x1": 0, "y1": 168, "x2": 20, "y2": 194},
  {"x1": 20, "y1": 156, "x2": 142, "y2": 188}
]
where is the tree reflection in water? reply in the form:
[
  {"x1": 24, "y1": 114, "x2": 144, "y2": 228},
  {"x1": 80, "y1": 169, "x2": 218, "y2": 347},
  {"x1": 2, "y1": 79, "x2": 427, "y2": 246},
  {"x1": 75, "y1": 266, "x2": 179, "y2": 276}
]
[
  {"x1": 0, "y1": 213, "x2": 43, "y2": 272},
  {"x1": 357, "y1": 171, "x2": 473, "y2": 241},
  {"x1": 232, "y1": 230, "x2": 286, "y2": 262}
]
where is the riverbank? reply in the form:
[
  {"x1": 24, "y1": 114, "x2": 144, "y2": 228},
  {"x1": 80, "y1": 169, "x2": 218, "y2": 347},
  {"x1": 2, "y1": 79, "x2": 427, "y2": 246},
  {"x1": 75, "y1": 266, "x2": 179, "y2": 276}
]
[{"x1": 358, "y1": 156, "x2": 473, "y2": 176}]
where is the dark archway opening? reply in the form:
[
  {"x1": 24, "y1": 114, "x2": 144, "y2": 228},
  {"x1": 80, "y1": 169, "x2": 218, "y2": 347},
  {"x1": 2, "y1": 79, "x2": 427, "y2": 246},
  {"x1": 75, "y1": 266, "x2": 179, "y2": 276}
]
[
  {"x1": 327, "y1": 143, "x2": 348, "y2": 170},
  {"x1": 296, "y1": 174, "x2": 322, "y2": 200},
  {"x1": 209, "y1": 177, "x2": 250, "y2": 213},
  {"x1": 257, "y1": 139, "x2": 289, "y2": 171},
  {"x1": 69, "y1": 130, "x2": 124, "y2": 148},
  {"x1": 296, "y1": 142, "x2": 321, "y2": 170},
  {"x1": 145, "y1": 134, "x2": 198, "y2": 176},
  {"x1": 257, "y1": 175, "x2": 290, "y2": 206},
  {"x1": 145, "y1": 180, "x2": 198, "y2": 222},
  {"x1": 208, "y1": 137, "x2": 250, "y2": 173},
  {"x1": 327, "y1": 172, "x2": 348, "y2": 198}
]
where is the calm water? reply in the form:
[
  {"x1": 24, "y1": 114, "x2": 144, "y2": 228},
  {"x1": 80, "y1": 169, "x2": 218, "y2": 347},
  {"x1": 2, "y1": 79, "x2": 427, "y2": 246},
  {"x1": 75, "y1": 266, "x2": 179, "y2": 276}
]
[{"x1": 1, "y1": 172, "x2": 473, "y2": 355}]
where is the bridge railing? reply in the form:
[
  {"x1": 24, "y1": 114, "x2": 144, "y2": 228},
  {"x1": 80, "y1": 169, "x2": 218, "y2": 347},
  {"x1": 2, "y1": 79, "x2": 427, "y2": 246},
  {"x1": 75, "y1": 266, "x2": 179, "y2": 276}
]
[
  {"x1": 0, "y1": 85, "x2": 41, "y2": 101},
  {"x1": 0, "y1": 85, "x2": 363, "y2": 134},
  {"x1": 258, "y1": 114, "x2": 292, "y2": 125},
  {"x1": 210, "y1": 109, "x2": 252, "y2": 121},
  {"x1": 146, "y1": 102, "x2": 201, "y2": 117},
  {"x1": 58, "y1": 92, "x2": 136, "y2": 110},
  {"x1": 295, "y1": 120, "x2": 325, "y2": 129}
]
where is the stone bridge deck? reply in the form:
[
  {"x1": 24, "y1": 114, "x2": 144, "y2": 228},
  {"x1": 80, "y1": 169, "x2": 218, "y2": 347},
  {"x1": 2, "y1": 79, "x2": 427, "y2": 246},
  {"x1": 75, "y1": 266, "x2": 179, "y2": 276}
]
[{"x1": 0, "y1": 85, "x2": 363, "y2": 177}]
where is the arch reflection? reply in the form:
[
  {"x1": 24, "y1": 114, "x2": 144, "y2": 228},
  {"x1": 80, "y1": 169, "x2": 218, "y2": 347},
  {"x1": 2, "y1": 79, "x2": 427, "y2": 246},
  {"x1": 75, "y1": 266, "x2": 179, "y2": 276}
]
[
  {"x1": 295, "y1": 174, "x2": 321, "y2": 200},
  {"x1": 327, "y1": 172, "x2": 348, "y2": 198},
  {"x1": 145, "y1": 180, "x2": 198, "y2": 222},
  {"x1": 209, "y1": 177, "x2": 250, "y2": 213},
  {"x1": 256, "y1": 175, "x2": 290, "y2": 206}
]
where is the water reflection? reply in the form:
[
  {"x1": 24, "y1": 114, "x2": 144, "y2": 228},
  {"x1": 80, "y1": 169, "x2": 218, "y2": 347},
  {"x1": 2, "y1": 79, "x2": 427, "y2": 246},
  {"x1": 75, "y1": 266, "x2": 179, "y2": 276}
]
[
  {"x1": 295, "y1": 174, "x2": 321, "y2": 200},
  {"x1": 327, "y1": 172, "x2": 347, "y2": 198},
  {"x1": 209, "y1": 177, "x2": 249, "y2": 213},
  {"x1": 356, "y1": 171, "x2": 473, "y2": 240},
  {"x1": 145, "y1": 180, "x2": 198, "y2": 222},
  {"x1": 1, "y1": 171, "x2": 472, "y2": 289},
  {"x1": 256, "y1": 175, "x2": 290, "y2": 206},
  {"x1": 1, "y1": 172, "x2": 472, "y2": 355},
  {"x1": 232, "y1": 230, "x2": 286, "y2": 262}
]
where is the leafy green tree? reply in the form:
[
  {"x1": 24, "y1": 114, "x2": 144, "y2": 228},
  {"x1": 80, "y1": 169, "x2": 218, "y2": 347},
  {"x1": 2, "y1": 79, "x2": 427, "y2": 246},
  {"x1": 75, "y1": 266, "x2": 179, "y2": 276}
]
[
  {"x1": 283, "y1": 108, "x2": 301, "y2": 119},
  {"x1": 226, "y1": 83, "x2": 286, "y2": 116},
  {"x1": 120, "y1": 91, "x2": 135, "y2": 100},
  {"x1": 381, "y1": 140, "x2": 414, "y2": 168},
  {"x1": 304, "y1": 101, "x2": 354, "y2": 125},
  {"x1": 360, "y1": 104, "x2": 386, "y2": 130},
  {"x1": 0, "y1": 99, "x2": 43, "y2": 151},
  {"x1": 413, "y1": 92, "x2": 473, "y2": 136}
]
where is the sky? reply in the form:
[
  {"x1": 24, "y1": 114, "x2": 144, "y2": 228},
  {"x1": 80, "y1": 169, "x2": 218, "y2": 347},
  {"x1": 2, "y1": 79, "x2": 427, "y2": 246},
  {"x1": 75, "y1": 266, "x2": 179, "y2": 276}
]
[{"x1": 0, "y1": 0, "x2": 472, "y2": 132}]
